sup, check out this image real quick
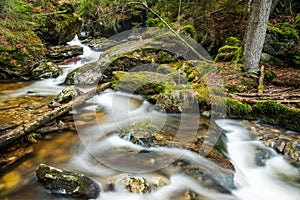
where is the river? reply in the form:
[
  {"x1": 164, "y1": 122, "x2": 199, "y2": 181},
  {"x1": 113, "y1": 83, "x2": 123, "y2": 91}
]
[{"x1": 0, "y1": 37, "x2": 299, "y2": 200}]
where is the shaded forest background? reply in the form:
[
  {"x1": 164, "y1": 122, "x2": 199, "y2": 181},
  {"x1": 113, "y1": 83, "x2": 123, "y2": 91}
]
[{"x1": 0, "y1": 0, "x2": 300, "y2": 78}]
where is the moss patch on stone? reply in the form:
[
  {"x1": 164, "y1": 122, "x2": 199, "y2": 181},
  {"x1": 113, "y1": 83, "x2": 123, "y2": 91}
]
[{"x1": 112, "y1": 71, "x2": 176, "y2": 95}]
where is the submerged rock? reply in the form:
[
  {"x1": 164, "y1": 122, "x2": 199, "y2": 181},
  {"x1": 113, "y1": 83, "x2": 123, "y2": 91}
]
[
  {"x1": 105, "y1": 174, "x2": 169, "y2": 193},
  {"x1": 259, "y1": 133, "x2": 300, "y2": 162},
  {"x1": 31, "y1": 61, "x2": 62, "y2": 79},
  {"x1": 119, "y1": 122, "x2": 170, "y2": 147},
  {"x1": 36, "y1": 163, "x2": 100, "y2": 199},
  {"x1": 48, "y1": 86, "x2": 81, "y2": 107},
  {"x1": 121, "y1": 176, "x2": 151, "y2": 194}
]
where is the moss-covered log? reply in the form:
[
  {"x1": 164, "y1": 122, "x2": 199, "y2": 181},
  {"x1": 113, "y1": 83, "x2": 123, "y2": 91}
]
[{"x1": 226, "y1": 98, "x2": 300, "y2": 131}]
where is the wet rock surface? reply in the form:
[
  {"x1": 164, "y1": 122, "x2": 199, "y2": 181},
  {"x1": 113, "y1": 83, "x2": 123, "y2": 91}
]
[
  {"x1": 245, "y1": 120, "x2": 300, "y2": 164},
  {"x1": 31, "y1": 61, "x2": 62, "y2": 79},
  {"x1": 48, "y1": 86, "x2": 81, "y2": 108},
  {"x1": 81, "y1": 37, "x2": 119, "y2": 51},
  {"x1": 65, "y1": 61, "x2": 103, "y2": 85},
  {"x1": 119, "y1": 122, "x2": 171, "y2": 147},
  {"x1": 121, "y1": 176, "x2": 151, "y2": 194},
  {"x1": 36, "y1": 163, "x2": 100, "y2": 199},
  {"x1": 47, "y1": 45, "x2": 83, "y2": 63},
  {"x1": 155, "y1": 90, "x2": 198, "y2": 113}
]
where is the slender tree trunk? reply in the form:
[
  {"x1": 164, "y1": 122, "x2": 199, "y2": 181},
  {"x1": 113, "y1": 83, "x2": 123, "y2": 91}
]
[{"x1": 243, "y1": 0, "x2": 272, "y2": 73}]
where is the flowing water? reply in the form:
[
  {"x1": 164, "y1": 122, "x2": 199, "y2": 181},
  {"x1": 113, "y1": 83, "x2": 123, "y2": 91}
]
[{"x1": 0, "y1": 37, "x2": 299, "y2": 200}]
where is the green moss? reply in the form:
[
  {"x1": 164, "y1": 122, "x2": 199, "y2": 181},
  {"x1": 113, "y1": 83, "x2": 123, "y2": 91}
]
[
  {"x1": 254, "y1": 102, "x2": 300, "y2": 131},
  {"x1": 268, "y1": 23, "x2": 299, "y2": 40},
  {"x1": 226, "y1": 99, "x2": 253, "y2": 119},
  {"x1": 214, "y1": 45, "x2": 242, "y2": 63},
  {"x1": 225, "y1": 37, "x2": 241, "y2": 47},
  {"x1": 112, "y1": 71, "x2": 176, "y2": 95},
  {"x1": 179, "y1": 24, "x2": 196, "y2": 38},
  {"x1": 27, "y1": 133, "x2": 41, "y2": 143}
]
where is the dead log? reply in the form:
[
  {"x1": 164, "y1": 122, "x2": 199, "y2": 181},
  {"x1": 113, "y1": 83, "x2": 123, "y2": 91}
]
[{"x1": 0, "y1": 82, "x2": 111, "y2": 148}]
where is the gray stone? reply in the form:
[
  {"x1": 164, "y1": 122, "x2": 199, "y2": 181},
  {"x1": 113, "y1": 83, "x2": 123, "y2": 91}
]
[{"x1": 47, "y1": 45, "x2": 83, "y2": 63}]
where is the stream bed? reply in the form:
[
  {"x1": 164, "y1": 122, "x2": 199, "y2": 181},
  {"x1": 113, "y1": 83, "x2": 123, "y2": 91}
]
[{"x1": 0, "y1": 37, "x2": 299, "y2": 200}]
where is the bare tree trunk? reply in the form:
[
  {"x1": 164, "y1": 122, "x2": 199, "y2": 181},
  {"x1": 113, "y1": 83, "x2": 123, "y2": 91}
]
[{"x1": 243, "y1": 0, "x2": 272, "y2": 73}]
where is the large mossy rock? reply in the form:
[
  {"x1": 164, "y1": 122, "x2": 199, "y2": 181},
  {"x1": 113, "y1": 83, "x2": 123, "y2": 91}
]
[
  {"x1": 65, "y1": 45, "x2": 180, "y2": 85},
  {"x1": 155, "y1": 90, "x2": 199, "y2": 113},
  {"x1": 0, "y1": 21, "x2": 46, "y2": 78},
  {"x1": 36, "y1": 163, "x2": 100, "y2": 199},
  {"x1": 112, "y1": 71, "x2": 176, "y2": 95},
  {"x1": 263, "y1": 23, "x2": 300, "y2": 67},
  {"x1": 36, "y1": 3, "x2": 82, "y2": 45},
  {"x1": 65, "y1": 31, "x2": 186, "y2": 85}
]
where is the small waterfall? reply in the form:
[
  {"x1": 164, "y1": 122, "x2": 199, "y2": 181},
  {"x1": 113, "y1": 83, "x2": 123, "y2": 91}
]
[{"x1": 5, "y1": 35, "x2": 102, "y2": 97}]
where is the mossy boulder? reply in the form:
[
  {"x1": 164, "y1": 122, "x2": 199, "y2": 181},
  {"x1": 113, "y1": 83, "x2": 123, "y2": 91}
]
[
  {"x1": 225, "y1": 98, "x2": 300, "y2": 131},
  {"x1": 264, "y1": 23, "x2": 300, "y2": 67},
  {"x1": 36, "y1": 3, "x2": 82, "y2": 45},
  {"x1": 226, "y1": 98, "x2": 254, "y2": 119},
  {"x1": 36, "y1": 163, "x2": 100, "y2": 199},
  {"x1": 66, "y1": 30, "x2": 193, "y2": 84},
  {"x1": 0, "y1": 19, "x2": 46, "y2": 78},
  {"x1": 112, "y1": 71, "x2": 176, "y2": 96},
  {"x1": 214, "y1": 37, "x2": 242, "y2": 63},
  {"x1": 31, "y1": 61, "x2": 61, "y2": 79},
  {"x1": 81, "y1": 37, "x2": 119, "y2": 51},
  {"x1": 155, "y1": 90, "x2": 198, "y2": 113}
]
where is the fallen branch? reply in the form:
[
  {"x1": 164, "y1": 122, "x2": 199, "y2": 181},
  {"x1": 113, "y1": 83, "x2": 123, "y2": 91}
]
[
  {"x1": 35, "y1": 122, "x2": 75, "y2": 134},
  {"x1": 0, "y1": 82, "x2": 111, "y2": 148},
  {"x1": 234, "y1": 93, "x2": 300, "y2": 98}
]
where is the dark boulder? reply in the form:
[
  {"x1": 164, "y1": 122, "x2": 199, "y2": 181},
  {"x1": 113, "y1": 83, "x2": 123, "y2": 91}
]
[
  {"x1": 36, "y1": 163, "x2": 100, "y2": 199},
  {"x1": 36, "y1": 3, "x2": 82, "y2": 45}
]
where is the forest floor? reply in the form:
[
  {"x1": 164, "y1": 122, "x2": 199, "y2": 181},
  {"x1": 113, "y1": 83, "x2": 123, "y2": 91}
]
[{"x1": 217, "y1": 62, "x2": 300, "y2": 109}]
